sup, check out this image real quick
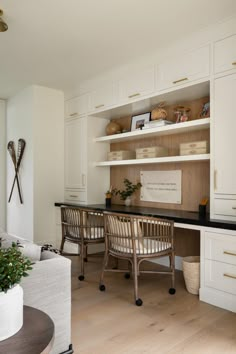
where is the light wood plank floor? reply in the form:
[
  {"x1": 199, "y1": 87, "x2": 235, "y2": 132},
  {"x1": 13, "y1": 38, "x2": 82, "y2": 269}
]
[{"x1": 70, "y1": 255, "x2": 236, "y2": 354}]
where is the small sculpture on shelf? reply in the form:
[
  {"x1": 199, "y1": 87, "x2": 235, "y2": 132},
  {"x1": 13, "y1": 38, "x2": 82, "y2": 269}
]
[
  {"x1": 151, "y1": 101, "x2": 167, "y2": 121},
  {"x1": 173, "y1": 105, "x2": 191, "y2": 123},
  {"x1": 105, "y1": 120, "x2": 121, "y2": 135}
]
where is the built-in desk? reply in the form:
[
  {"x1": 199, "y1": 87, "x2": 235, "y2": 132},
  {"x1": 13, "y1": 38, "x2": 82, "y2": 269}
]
[{"x1": 55, "y1": 202, "x2": 236, "y2": 313}]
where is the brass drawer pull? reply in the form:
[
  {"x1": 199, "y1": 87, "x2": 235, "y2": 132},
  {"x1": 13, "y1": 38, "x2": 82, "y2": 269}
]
[
  {"x1": 128, "y1": 93, "x2": 140, "y2": 98},
  {"x1": 69, "y1": 195, "x2": 78, "y2": 198},
  {"x1": 173, "y1": 77, "x2": 188, "y2": 84},
  {"x1": 232, "y1": 207, "x2": 236, "y2": 210},
  {"x1": 224, "y1": 251, "x2": 236, "y2": 256},
  {"x1": 232, "y1": 62, "x2": 236, "y2": 66},
  {"x1": 69, "y1": 112, "x2": 78, "y2": 117},
  {"x1": 95, "y1": 104, "x2": 105, "y2": 109},
  {"x1": 224, "y1": 273, "x2": 236, "y2": 280}
]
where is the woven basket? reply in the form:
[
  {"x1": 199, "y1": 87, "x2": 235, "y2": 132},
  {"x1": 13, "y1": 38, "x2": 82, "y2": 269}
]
[{"x1": 182, "y1": 256, "x2": 200, "y2": 295}]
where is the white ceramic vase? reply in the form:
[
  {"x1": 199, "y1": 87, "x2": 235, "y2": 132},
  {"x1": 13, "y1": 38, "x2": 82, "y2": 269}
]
[
  {"x1": 125, "y1": 197, "x2": 132, "y2": 206},
  {"x1": 0, "y1": 284, "x2": 23, "y2": 341}
]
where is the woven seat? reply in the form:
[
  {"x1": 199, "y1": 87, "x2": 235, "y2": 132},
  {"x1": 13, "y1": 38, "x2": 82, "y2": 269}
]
[
  {"x1": 99, "y1": 212, "x2": 175, "y2": 306},
  {"x1": 60, "y1": 206, "x2": 104, "y2": 280}
]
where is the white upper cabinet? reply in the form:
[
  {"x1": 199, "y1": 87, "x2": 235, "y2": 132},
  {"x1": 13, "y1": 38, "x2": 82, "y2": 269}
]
[
  {"x1": 156, "y1": 45, "x2": 210, "y2": 91},
  {"x1": 214, "y1": 34, "x2": 236, "y2": 75},
  {"x1": 213, "y1": 73, "x2": 236, "y2": 196},
  {"x1": 65, "y1": 93, "x2": 88, "y2": 118},
  {"x1": 118, "y1": 65, "x2": 155, "y2": 104},
  {"x1": 65, "y1": 117, "x2": 87, "y2": 189},
  {"x1": 89, "y1": 82, "x2": 117, "y2": 112}
]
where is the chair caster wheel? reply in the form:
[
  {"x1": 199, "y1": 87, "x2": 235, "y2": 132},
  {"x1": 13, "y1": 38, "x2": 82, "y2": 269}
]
[
  {"x1": 78, "y1": 275, "x2": 84, "y2": 281},
  {"x1": 99, "y1": 284, "x2": 106, "y2": 291},
  {"x1": 84, "y1": 257, "x2": 88, "y2": 262},
  {"x1": 124, "y1": 273, "x2": 130, "y2": 279},
  {"x1": 135, "y1": 298, "x2": 143, "y2": 306},
  {"x1": 169, "y1": 288, "x2": 176, "y2": 295}
]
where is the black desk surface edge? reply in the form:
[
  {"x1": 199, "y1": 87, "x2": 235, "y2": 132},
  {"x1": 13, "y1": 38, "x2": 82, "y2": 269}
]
[{"x1": 55, "y1": 202, "x2": 236, "y2": 231}]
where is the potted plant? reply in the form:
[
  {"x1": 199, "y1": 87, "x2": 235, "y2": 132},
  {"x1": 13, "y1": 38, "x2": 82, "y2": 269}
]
[
  {"x1": 0, "y1": 242, "x2": 32, "y2": 341},
  {"x1": 113, "y1": 178, "x2": 142, "y2": 206}
]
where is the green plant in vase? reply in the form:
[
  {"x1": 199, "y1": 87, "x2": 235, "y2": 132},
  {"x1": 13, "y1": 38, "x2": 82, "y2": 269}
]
[{"x1": 113, "y1": 178, "x2": 142, "y2": 206}]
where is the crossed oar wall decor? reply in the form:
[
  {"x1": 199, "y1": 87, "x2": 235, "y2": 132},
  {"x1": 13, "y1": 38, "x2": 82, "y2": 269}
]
[{"x1": 7, "y1": 139, "x2": 26, "y2": 204}]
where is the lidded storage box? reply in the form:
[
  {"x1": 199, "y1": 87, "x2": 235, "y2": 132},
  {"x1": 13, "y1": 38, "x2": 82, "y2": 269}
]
[
  {"x1": 108, "y1": 150, "x2": 135, "y2": 161},
  {"x1": 136, "y1": 146, "x2": 168, "y2": 159},
  {"x1": 180, "y1": 141, "x2": 208, "y2": 156}
]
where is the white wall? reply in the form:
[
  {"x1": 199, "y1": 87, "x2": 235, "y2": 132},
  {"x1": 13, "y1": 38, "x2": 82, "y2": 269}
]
[
  {"x1": 7, "y1": 86, "x2": 64, "y2": 243},
  {"x1": 7, "y1": 87, "x2": 34, "y2": 240},
  {"x1": 0, "y1": 100, "x2": 6, "y2": 230},
  {"x1": 33, "y1": 86, "x2": 64, "y2": 245}
]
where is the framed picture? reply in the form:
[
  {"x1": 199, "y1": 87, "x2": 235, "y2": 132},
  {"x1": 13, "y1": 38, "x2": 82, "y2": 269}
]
[
  {"x1": 131, "y1": 112, "x2": 151, "y2": 131},
  {"x1": 199, "y1": 102, "x2": 210, "y2": 118}
]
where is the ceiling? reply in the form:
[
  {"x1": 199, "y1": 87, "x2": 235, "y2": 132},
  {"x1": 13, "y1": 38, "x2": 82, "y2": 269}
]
[{"x1": 0, "y1": 0, "x2": 236, "y2": 99}]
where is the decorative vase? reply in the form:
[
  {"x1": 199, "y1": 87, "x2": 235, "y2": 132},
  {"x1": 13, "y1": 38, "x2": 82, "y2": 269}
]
[
  {"x1": 105, "y1": 121, "x2": 121, "y2": 135},
  {"x1": 0, "y1": 284, "x2": 23, "y2": 341},
  {"x1": 124, "y1": 197, "x2": 131, "y2": 206}
]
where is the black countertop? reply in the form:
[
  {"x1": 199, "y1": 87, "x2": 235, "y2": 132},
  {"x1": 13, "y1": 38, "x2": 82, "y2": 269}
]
[{"x1": 55, "y1": 202, "x2": 236, "y2": 231}]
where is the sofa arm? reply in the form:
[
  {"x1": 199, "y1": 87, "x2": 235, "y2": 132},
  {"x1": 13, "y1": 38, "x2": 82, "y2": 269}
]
[{"x1": 20, "y1": 252, "x2": 71, "y2": 354}]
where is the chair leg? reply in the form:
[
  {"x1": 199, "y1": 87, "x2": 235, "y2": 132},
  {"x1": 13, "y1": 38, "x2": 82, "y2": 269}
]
[
  {"x1": 84, "y1": 245, "x2": 88, "y2": 262},
  {"x1": 133, "y1": 258, "x2": 142, "y2": 306},
  {"x1": 60, "y1": 238, "x2": 65, "y2": 253},
  {"x1": 78, "y1": 243, "x2": 85, "y2": 281},
  {"x1": 99, "y1": 250, "x2": 109, "y2": 291},
  {"x1": 169, "y1": 251, "x2": 176, "y2": 295}
]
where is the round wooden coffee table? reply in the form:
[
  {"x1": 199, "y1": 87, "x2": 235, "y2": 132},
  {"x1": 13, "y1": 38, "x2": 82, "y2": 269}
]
[{"x1": 0, "y1": 305, "x2": 54, "y2": 354}]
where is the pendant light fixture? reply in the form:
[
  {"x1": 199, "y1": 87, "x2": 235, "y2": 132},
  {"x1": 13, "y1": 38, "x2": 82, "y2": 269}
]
[{"x1": 0, "y1": 9, "x2": 8, "y2": 32}]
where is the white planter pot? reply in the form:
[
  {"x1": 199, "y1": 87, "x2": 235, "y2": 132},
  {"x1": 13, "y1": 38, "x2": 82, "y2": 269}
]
[
  {"x1": 0, "y1": 284, "x2": 23, "y2": 341},
  {"x1": 125, "y1": 197, "x2": 132, "y2": 206}
]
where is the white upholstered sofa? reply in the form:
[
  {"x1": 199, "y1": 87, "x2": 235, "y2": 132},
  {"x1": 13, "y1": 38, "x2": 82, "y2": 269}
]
[{"x1": 1, "y1": 233, "x2": 73, "y2": 354}]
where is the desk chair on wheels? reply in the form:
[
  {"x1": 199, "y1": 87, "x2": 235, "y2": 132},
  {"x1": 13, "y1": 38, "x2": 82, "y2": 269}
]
[
  {"x1": 60, "y1": 206, "x2": 104, "y2": 281},
  {"x1": 99, "y1": 212, "x2": 175, "y2": 306}
]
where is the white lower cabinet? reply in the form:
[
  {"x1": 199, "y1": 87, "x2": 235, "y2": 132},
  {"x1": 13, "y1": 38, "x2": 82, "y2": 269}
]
[
  {"x1": 201, "y1": 229, "x2": 236, "y2": 312},
  {"x1": 64, "y1": 115, "x2": 110, "y2": 204}
]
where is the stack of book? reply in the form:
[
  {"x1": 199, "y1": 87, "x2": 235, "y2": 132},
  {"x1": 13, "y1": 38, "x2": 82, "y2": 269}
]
[{"x1": 143, "y1": 119, "x2": 174, "y2": 130}]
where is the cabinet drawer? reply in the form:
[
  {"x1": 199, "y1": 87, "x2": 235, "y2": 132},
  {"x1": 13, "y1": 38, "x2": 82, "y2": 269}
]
[
  {"x1": 205, "y1": 259, "x2": 236, "y2": 295},
  {"x1": 214, "y1": 199, "x2": 236, "y2": 218},
  {"x1": 65, "y1": 94, "x2": 88, "y2": 118},
  {"x1": 156, "y1": 45, "x2": 210, "y2": 91},
  {"x1": 205, "y1": 231, "x2": 236, "y2": 265},
  {"x1": 64, "y1": 190, "x2": 86, "y2": 202},
  {"x1": 214, "y1": 34, "x2": 236, "y2": 75},
  {"x1": 89, "y1": 82, "x2": 117, "y2": 112}
]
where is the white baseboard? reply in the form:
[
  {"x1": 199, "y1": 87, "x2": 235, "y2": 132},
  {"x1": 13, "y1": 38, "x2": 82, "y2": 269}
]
[{"x1": 200, "y1": 287, "x2": 236, "y2": 313}]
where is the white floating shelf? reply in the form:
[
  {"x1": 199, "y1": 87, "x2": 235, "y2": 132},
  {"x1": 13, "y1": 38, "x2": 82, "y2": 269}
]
[
  {"x1": 94, "y1": 118, "x2": 210, "y2": 143},
  {"x1": 95, "y1": 153, "x2": 210, "y2": 167}
]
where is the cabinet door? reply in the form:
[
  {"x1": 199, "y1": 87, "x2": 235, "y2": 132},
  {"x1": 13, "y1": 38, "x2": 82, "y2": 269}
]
[
  {"x1": 214, "y1": 74, "x2": 236, "y2": 195},
  {"x1": 65, "y1": 118, "x2": 87, "y2": 189},
  {"x1": 156, "y1": 45, "x2": 210, "y2": 91},
  {"x1": 118, "y1": 65, "x2": 155, "y2": 103},
  {"x1": 214, "y1": 34, "x2": 236, "y2": 75},
  {"x1": 65, "y1": 94, "x2": 88, "y2": 118},
  {"x1": 89, "y1": 82, "x2": 117, "y2": 112}
]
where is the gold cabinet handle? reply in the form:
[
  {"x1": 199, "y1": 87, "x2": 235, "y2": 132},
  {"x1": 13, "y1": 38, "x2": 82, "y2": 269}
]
[
  {"x1": 128, "y1": 93, "x2": 140, "y2": 98},
  {"x1": 224, "y1": 273, "x2": 236, "y2": 280},
  {"x1": 232, "y1": 207, "x2": 236, "y2": 210},
  {"x1": 69, "y1": 195, "x2": 78, "y2": 198},
  {"x1": 69, "y1": 112, "x2": 78, "y2": 117},
  {"x1": 232, "y1": 62, "x2": 236, "y2": 66},
  {"x1": 224, "y1": 251, "x2": 236, "y2": 256},
  {"x1": 173, "y1": 77, "x2": 188, "y2": 84},
  {"x1": 95, "y1": 104, "x2": 105, "y2": 109}
]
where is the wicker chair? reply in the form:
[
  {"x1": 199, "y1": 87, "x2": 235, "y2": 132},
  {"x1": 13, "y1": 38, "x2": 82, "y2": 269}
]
[
  {"x1": 99, "y1": 212, "x2": 175, "y2": 306},
  {"x1": 60, "y1": 206, "x2": 104, "y2": 281}
]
